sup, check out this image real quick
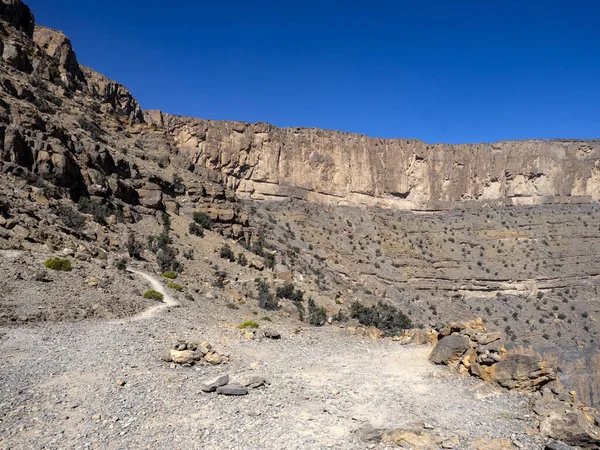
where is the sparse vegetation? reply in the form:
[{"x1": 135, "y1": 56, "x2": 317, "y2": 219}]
[
  {"x1": 43, "y1": 258, "x2": 73, "y2": 272},
  {"x1": 167, "y1": 282, "x2": 183, "y2": 291},
  {"x1": 126, "y1": 233, "x2": 143, "y2": 260},
  {"x1": 307, "y1": 298, "x2": 328, "y2": 326},
  {"x1": 349, "y1": 300, "x2": 412, "y2": 336},
  {"x1": 143, "y1": 289, "x2": 164, "y2": 301},
  {"x1": 189, "y1": 222, "x2": 204, "y2": 237},
  {"x1": 255, "y1": 278, "x2": 278, "y2": 310},
  {"x1": 161, "y1": 271, "x2": 177, "y2": 279},
  {"x1": 275, "y1": 283, "x2": 304, "y2": 302},
  {"x1": 219, "y1": 244, "x2": 235, "y2": 262},
  {"x1": 56, "y1": 204, "x2": 85, "y2": 229},
  {"x1": 237, "y1": 320, "x2": 259, "y2": 329},
  {"x1": 192, "y1": 211, "x2": 212, "y2": 230}
]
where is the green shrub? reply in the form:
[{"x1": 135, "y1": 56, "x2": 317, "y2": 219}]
[
  {"x1": 276, "y1": 283, "x2": 304, "y2": 302},
  {"x1": 115, "y1": 258, "x2": 127, "y2": 271},
  {"x1": 162, "y1": 271, "x2": 177, "y2": 279},
  {"x1": 56, "y1": 205, "x2": 85, "y2": 229},
  {"x1": 43, "y1": 258, "x2": 73, "y2": 271},
  {"x1": 77, "y1": 198, "x2": 112, "y2": 225},
  {"x1": 264, "y1": 253, "x2": 276, "y2": 269},
  {"x1": 143, "y1": 289, "x2": 164, "y2": 301},
  {"x1": 193, "y1": 211, "x2": 212, "y2": 230},
  {"x1": 237, "y1": 253, "x2": 248, "y2": 266},
  {"x1": 349, "y1": 300, "x2": 412, "y2": 336},
  {"x1": 189, "y1": 222, "x2": 204, "y2": 237},
  {"x1": 307, "y1": 298, "x2": 327, "y2": 326},
  {"x1": 167, "y1": 282, "x2": 183, "y2": 291},
  {"x1": 226, "y1": 303, "x2": 239, "y2": 310},
  {"x1": 126, "y1": 233, "x2": 143, "y2": 260},
  {"x1": 255, "y1": 278, "x2": 278, "y2": 310},
  {"x1": 237, "y1": 320, "x2": 259, "y2": 329},
  {"x1": 220, "y1": 245, "x2": 235, "y2": 262},
  {"x1": 261, "y1": 316, "x2": 272, "y2": 322}
]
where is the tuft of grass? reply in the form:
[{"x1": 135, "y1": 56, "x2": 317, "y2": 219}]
[
  {"x1": 143, "y1": 289, "x2": 164, "y2": 301},
  {"x1": 43, "y1": 258, "x2": 72, "y2": 272},
  {"x1": 226, "y1": 303, "x2": 239, "y2": 310},
  {"x1": 161, "y1": 271, "x2": 177, "y2": 279},
  {"x1": 167, "y1": 282, "x2": 183, "y2": 291},
  {"x1": 237, "y1": 320, "x2": 259, "y2": 329},
  {"x1": 261, "y1": 316, "x2": 272, "y2": 322}
]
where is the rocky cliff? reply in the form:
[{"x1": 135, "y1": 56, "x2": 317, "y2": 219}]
[{"x1": 145, "y1": 111, "x2": 600, "y2": 210}]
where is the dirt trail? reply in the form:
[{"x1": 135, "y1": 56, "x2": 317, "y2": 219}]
[{"x1": 125, "y1": 268, "x2": 179, "y2": 321}]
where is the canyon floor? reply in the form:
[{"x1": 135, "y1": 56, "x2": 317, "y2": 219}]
[{"x1": 0, "y1": 252, "x2": 546, "y2": 450}]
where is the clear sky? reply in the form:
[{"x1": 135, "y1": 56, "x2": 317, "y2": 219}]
[{"x1": 26, "y1": 0, "x2": 600, "y2": 144}]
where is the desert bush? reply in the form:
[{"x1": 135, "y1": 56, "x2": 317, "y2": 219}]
[
  {"x1": 237, "y1": 320, "x2": 259, "y2": 329},
  {"x1": 43, "y1": 257, "x2": 73, "y2": 272},
  {"x1": 264, "y1": 253, "x2": 276, "y2": 269},
  {"x1": 237, "y1": 253, "x2": 248, "y2": 266},
  {"x1": 192, "y1": 211, "x2": 212, "y2": 230},
  {"x1": 255, "y1": 278, "x2": 278, "y2": 310},
  {"x1": 167, "y1": 282, "x2": 183, "y2": 291},
  {"x1": 156, "y1": 246, "x2": 182, "y2": 274},
  {"x1": 143, "y1": 289, "x2": 164, "y2": 301},
  {"x1": 214, "y1": 271, "x2": 227, "y2": 288},
  {"x1": 189, "y1": 222, "x2": 204, "y2": 237},
  {"x1": 126, "y1": 233, "x2": 143, "y2": 260},
  {"x1": 115, "y1": 258, "x2": 127, "y2": 271},
  {"x1": 276, "y1": 283, "x2": 304, "y2": 302},
  {"x1": 220, "y1": 245, "x2": 235, "y2": 262},
  {"x1": 349, "y1": 300, "x2": 412, "y2": 336},
  {"x1": 56, "y1": 204, "x2": 85, "y2": 229},
  {"x1": 307, "y1": 298, "x2": 327, "y2": 326},
  {"x1": 332, "y1": 310, "x2": 348, "y2": 322},
  {"x1": 77, "y1": 198, "x2": 112, "y2": 225},
  {"x1": 161, "y1": 271, "x2": 177, "y2": 279},
  {"x1": 261, "y1": 316, "x2": 272, "y2": 322}
]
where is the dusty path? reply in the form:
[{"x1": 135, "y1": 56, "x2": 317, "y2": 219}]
[{"x1": 124, "y1": 268, "x2": 179, "y2": 321}]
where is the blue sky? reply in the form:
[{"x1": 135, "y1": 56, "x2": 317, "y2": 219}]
[{"x1": 26, "y1": 0, "x2": 600, "y2": 143}]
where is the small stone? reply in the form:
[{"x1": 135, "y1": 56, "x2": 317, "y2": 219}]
[
  {"x1": 264, "y1": 329, "x2": 281, "y2": 339},
  {"x1": 205, "y1": 352, "x2": 224, "y2": 365},
  {"x1": 216, "y1": 384, "x2": 248, "y2": 396},
  {"x1": 243, "y1": 376, "x2": 269, "y2": 389},
  {"x1": 162, "y1": 348, "x2": 173, "y2": 362},
  {"x1": 201, "y1": 374, "x2": 230, "y2": 393},
  {"x1": 115, "y1": 380, "x2": 126, "y2": 387},
  {"x1": 171, "y1": 350, "x2": 196, "y2": 364}
]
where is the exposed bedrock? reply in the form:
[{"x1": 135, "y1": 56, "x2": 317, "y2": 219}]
[{"x1": 145, "y1": 111, "x2": 600, "y2": 210}]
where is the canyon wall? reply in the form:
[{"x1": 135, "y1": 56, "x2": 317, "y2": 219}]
[{"x1": 145, "y1": 111, "x2": 600, "y2": 210}]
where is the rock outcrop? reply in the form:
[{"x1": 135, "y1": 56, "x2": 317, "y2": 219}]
[
  {"x1": 145, "y1": 111, "x2": 600, "y2": 211},
  {"x1": 429, "y1": 318, "x2": 556, "y2": 392}
]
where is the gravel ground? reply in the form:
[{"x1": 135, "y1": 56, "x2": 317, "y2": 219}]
[{"x1": 0, "y1": 253, "x2": 547, "y2": 449}]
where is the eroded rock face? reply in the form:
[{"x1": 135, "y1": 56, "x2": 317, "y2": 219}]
[
  {"x1": 33, "y1": 26, "x2": 84, "y2": 84},
  {"x1": 0, "y1": 0, "x2": 35, "y2": 37},
  {"x1": 146, "y1": 111, "x2": 600, "y2": 210}
]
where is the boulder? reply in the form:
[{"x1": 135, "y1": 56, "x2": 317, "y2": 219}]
[
  {"x1": 491, "y1": 353, "x2": 556, "y2": 392},
  {"x1": 2, "y1": 41, "x2": 32, "y2": 72},
  {"x1": 201, "y1": 374, "x2": 229, "y2": 393},
  {"x1": 540, "y1": 409, "x2": 600, "y2": 449},
  {"x1": 263, "y1": 329, "x2": 281, "y2": 339},
  {"x1": 216, "y1": 383, "x2": 248, "y2": 396},
  {"x1": 242, "y1": 376, "x2": 269, "y2": 389},
  {"x1": 137, "y1": 183, "x2": 163, "y2": 210},
  {"x1": 274, "y1": 264, "x2": 291, "y2": 281},
  {"x1": 429, "y1": 334, "x2": 471, "y2": 365}
]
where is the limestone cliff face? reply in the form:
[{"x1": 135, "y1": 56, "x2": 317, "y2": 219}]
[{"x1": 145, "y1": 111, "x2": 600, "y2": 210}]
